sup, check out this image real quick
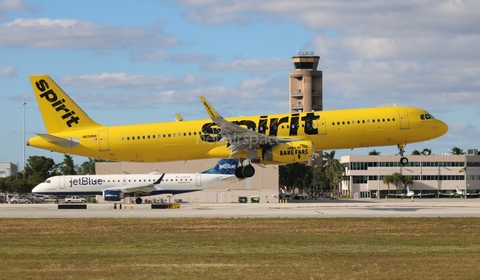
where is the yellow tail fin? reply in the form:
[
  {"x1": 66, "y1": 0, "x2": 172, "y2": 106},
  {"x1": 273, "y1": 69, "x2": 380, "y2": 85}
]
[{"x1": 30, "y1": 75, "x2": 101, "y2": 133}]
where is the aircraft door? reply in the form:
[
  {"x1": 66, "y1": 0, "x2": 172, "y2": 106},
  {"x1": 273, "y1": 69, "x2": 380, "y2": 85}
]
[
  {"x1": 59, "y1": 177, "x2": 66, "y2": 189},
  {"x1": 317, "y1": 118, "x2": 327, "y2": 135},
  {"x1": 398, "y1": 110, "x2": 410, "y2": 130},
  {"x1": 99, "y1": 130, "x2": 110, "y2": 151},
  {"x1": 196, "y1": 174, "x2": 201, "y2": 187}
]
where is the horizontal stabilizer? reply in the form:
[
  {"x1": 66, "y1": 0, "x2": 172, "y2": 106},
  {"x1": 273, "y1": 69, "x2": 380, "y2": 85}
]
[{"x1": 37, "y1": 133, "x2": 79, "y2": 148}]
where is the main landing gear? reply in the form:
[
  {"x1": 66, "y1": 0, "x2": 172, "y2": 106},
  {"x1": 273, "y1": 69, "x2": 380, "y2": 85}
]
[
  {"x1": 235, "y1": 160, "x2": 255, "y2": 179},
  {"x1": 398, "y1": 144, "x2": 409, "y2": 165}
]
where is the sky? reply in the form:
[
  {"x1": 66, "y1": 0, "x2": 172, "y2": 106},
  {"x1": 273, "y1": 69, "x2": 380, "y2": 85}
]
[{"x1": 1, "y1": 0, "x2": 479, "y2": 171}]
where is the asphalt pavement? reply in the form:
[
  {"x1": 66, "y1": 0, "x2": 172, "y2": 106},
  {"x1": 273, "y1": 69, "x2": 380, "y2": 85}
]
[{"x1": 1, "y1": 198, "x2": 479, "y2": 218}]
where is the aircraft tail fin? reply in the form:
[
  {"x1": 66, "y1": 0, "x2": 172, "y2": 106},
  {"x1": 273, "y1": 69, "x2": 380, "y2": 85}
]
[
  {"x1": 202, "y1": 159, "x2": 239, "y2": 175},
  {"x1": 30, "y1": 75, "x2": 102, "y2": 134}
]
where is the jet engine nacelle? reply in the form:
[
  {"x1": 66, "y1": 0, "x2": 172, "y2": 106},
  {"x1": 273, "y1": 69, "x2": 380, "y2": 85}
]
[
  {"x1": 262, "y1": 140, "x2": 313, "y2": 164},
  {"x1": 103, "y1": 190, "x2": 124, "y2": 202}
]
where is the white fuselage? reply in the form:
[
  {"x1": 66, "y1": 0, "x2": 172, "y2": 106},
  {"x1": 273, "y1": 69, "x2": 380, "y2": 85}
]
[{"x1": 32, "y1": 173, "x2": 236, "y2": 196}]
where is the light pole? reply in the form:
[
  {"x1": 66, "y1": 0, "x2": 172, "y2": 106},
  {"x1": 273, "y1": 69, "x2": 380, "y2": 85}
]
[
  {"x1": 23, "y1": 101, "x2": 26, "y2": 180},
  {"x1": 377, "y1": 155, "x2": 380, "y2": 199}
]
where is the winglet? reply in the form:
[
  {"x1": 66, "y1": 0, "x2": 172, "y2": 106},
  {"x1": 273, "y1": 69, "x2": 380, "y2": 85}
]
[
  {"x1": 200, "y1": 96, "x2": 222, "y2": 121},
  {"x1": 175, "y1": 113, "x2": 185, "y2": 122}
]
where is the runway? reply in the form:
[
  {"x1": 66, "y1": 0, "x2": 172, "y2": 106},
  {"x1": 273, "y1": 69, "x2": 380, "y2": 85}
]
[{"x1": 1, "y1": 198, "x2": 480, "y2": 218}]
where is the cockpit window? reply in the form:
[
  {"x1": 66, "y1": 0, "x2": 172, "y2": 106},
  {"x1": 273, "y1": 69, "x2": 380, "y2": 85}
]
[
  {"x1": 420, "y1": 114, "x2": 435, "y2": 120},
  {"x1": 46, "y1": 180, "x2": 51, "y2": 183}
]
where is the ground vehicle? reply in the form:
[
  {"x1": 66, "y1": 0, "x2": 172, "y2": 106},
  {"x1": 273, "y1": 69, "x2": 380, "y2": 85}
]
[
  {"x1": 10, "y1": 196, "x2": 32, "y2": 204},
  {"x1": 64, "y1": 196, "x2": 86, "y2": 203}
]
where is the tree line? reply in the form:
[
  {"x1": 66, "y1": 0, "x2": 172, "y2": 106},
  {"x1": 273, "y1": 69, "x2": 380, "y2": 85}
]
[{"x1": 0, "y1": 155, "x2": 107, "y2": 194}]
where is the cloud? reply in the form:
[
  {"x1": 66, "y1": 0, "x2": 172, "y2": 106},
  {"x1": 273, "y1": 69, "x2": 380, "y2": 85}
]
[
  {"x1": 131, "y1": 50, "x2": 213, "y2": 63},
  {"x1": 0, "y1": 0, "x2": 35, "y2": 19},
  {"x1": 54, "y1": 72, "x2": 288, "y2": 115},
  {"x1": 0, "y1": 18, "x2": 179, "y2": 49},
  {"x1": 61, "y1": 72, "x2": 214, "y2": 90},
  {"x1": 0, "y1": 65, "x2": 15, "y2": 76},
  {"x1": 201, "y1": 57, "x2": 291, "y2": 75}
]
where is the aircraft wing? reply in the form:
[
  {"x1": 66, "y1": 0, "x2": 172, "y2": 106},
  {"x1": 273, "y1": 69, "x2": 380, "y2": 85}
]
[
  {"x1": 103, "y1": 174, "x2": 165, "y2": 195},
  {"x1": 37, "y1": 133, "x2": 79, "y2": 148},
  {"x1": 200, "y1": 96, "x2": 298, "y2": 156}
]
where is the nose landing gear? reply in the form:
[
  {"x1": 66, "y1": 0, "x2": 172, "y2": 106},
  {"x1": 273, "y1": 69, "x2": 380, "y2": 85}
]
[{"x1": 398, "y1": 144, "x2": 409, "y2": 165}]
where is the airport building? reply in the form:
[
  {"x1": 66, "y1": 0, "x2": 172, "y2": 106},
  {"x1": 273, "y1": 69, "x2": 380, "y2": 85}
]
[
  {"x1": 289, "y1": 51, "x2": 323, "y2": 113},
  {"x1": 0, "y1": 162, "x2": 17, "y2": 178},
  {"x1": 341, "y1": 149, "x2": 480, "y2": 199},
  {"x1": 289, "y1": 51, "x2": 323, "y2": 165}
]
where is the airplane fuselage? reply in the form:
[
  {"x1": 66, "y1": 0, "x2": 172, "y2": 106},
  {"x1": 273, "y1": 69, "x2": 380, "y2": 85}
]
[
  {"x1": 33, "y1": 173, "x2": 235, "y2": 196},
  {"x1": 28, "y1": 106, "x2": 447, "y2": 163}
]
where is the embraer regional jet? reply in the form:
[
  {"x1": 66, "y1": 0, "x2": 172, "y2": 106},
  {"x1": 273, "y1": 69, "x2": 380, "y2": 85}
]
[
  {"x1": 27, "y1": 75, "x2": 448, "y2": 179},
  {"x1": 32, "y1": 159, "x2": 239, "y2": 204}
]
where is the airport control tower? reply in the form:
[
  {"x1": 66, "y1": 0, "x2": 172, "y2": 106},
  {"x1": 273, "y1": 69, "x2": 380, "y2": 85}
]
[
  {"x1": 289, "y1": 51, "x2": 323, "y2": 164},
  {"x1": 289, "y1": 51, "x2": 323, "y2": 113}
]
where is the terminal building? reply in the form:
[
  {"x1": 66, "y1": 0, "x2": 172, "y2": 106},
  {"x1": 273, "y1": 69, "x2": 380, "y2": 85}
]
[{"x1": 341, "y1": 149, "x2": 480, "y2": 199}]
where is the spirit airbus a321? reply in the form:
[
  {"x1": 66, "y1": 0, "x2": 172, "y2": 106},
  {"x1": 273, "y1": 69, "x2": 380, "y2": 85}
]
[{"x1": 27, "y1": 75, "x2": 448, "y2": 178}]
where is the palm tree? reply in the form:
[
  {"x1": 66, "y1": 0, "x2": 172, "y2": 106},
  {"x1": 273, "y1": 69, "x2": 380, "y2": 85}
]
[
  {"x1": 392, "y1": 172, "x2": 403, "y2": 193},
  {"x1": 322, "y1": 151, "x2": 344, "y2": 197},
  {"x1": 451, "y1": 147, "x2": 464, "y2": 155},
  {"x1": 382, "y1": 175, "x2": 393, "y2": 198},
  {"x1": 411, "y1": 150, "x2": 420, "y2": 155},
  {"x1": 369, "y1": 149, "x2": 381, "y2": 155},
  {"x1": 401, "y1": 175, "x2": 413, "y2": 191}
]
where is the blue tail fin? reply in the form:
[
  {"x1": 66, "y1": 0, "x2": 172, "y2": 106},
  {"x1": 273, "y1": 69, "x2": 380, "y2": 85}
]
[{"x1": 202, "y1": 159, "x2": 239, "y2": 175}]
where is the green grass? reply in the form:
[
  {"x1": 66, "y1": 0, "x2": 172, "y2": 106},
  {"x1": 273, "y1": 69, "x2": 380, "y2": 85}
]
[{"x1": 1, "y1": 218, "x2": 479, "y2": 279}]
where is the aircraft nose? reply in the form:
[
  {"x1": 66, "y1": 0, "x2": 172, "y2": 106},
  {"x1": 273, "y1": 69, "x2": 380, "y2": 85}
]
[{"x1": 434, "y1": 120, "x2": 448, "y2": 137}]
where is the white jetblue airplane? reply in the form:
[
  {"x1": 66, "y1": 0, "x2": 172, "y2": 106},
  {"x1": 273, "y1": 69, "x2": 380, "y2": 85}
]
[{"x1": 32, "y1": 159, "x2": 239, "y2": 204}]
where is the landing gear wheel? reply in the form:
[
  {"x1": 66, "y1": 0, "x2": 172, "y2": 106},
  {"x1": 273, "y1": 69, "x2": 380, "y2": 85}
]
[
  {"x1": 135, "y1": 197, "x2": 143, "y2": 204},
  {"x1": 235, "y1": 167, "x2": 245, "y2": 179},
  {"x1": 242, "y1": 165, "x2": 255, "y2": 178},
  {"x1": 397, "y1": 144, "x2": 408, "y2": 166}
]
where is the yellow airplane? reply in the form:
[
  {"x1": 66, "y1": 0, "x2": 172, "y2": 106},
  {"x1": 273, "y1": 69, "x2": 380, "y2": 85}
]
[{"x1": 27, "y1": 74, "x2": 448, "y2": 178}]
